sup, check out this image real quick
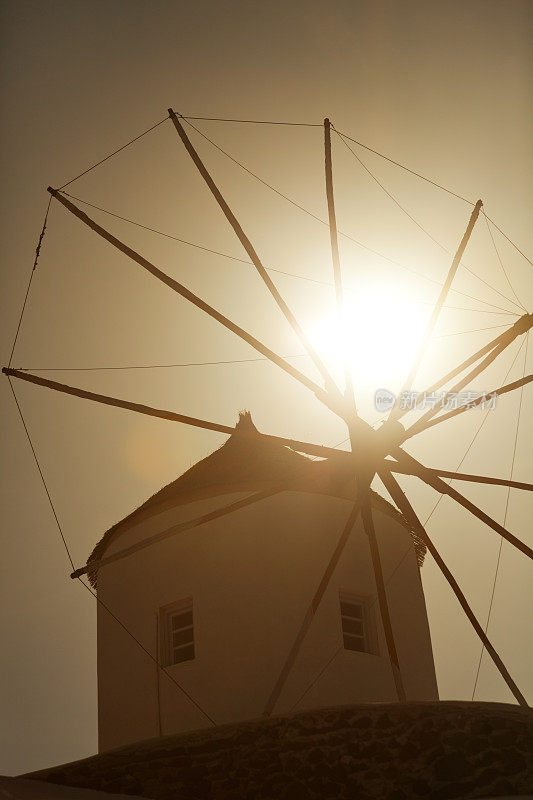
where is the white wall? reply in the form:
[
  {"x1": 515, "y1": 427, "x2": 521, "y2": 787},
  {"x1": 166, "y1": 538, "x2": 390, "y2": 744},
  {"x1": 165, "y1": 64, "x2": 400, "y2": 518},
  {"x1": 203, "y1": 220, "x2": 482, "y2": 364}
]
[{"x1": 97, "y1": 490, "x2": 438, "y2": 752}]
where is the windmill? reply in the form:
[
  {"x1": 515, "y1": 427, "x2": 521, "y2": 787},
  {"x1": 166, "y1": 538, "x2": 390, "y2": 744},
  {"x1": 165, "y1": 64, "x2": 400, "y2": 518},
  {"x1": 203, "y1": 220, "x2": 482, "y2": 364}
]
[{"x1": 3, "y1": 109, "x2": 532, "y2": 726}]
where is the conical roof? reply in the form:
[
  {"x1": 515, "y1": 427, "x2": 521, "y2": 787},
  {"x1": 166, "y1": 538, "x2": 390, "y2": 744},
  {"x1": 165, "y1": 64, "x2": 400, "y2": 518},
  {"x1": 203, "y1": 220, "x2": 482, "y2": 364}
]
[{"x1": 87, "y1": 412, "x2": 425, "y2": 586}]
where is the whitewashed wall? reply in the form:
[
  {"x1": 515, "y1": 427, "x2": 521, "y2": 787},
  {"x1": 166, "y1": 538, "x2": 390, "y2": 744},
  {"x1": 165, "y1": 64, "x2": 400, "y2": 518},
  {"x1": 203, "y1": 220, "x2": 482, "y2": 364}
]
[{"x1": 97, "y1": 489, "x2": 438, "y2": 752}]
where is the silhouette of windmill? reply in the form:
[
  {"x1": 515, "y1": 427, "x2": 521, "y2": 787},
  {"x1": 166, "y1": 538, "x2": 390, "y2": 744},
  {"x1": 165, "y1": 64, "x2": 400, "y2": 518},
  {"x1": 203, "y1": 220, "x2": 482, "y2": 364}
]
[{"x1": 4, "y1": 109, "x2": 532, "y2": 713}]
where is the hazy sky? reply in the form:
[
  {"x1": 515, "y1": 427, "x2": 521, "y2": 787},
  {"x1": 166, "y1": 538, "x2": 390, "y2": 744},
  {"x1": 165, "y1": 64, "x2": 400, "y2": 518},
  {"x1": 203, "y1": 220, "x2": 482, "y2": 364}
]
[{"x1": 1, "y1": 0, "x2": 532, "y2": 776}]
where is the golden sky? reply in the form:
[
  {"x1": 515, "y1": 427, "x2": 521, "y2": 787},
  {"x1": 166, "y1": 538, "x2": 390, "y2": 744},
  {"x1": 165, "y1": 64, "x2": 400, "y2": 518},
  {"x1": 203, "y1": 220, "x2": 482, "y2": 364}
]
[{"x1": 1, "y1": 0, "x2": 532, "y2": 775}]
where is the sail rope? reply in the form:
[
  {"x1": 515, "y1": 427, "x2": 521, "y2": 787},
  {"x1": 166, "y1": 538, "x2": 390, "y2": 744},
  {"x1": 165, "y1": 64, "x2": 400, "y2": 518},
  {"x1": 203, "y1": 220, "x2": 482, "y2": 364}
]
[
  {"x1": 58, "y1": 186, "x2": 518, "y2": 317},
  {"x1": 13, "y1": 324, "x2": 513, "y2": 373},
  {"x1": 58, "y1": 116, "x2": 168, "y2": 190},
  {"x1": 471, "y1": 332, "x2": 529, "y2": 699},
  {"x1": 42, "y1": 109, "x2": 531, "y2": 273},
  {"x1": 179, "y1": 115, "x2": 532, "y2": 270},
  {"x1": 422, "y1": 336, "x2": 527, "y2": 528},
  {"x1": 63, "y1": 192, "x2": 519, "y2": 316},
  {"x1": 483, "y1": 211, "x2": 528, "y2": 312},
  {"x1": 6, "y1": 376, "x2": 217, "y2": 726},
  {"x1": 179, "y1": 118, "x2": 524, "y2": 315},
  {"x1": 7, "y1": 197, "x2": 52, "y2": 368},
  {"x1": 15, "y1": 354, "x2": 309, "y2": 372},
  {"x1": 333, "y1": 128, "x2": 526, "y2": 314}
]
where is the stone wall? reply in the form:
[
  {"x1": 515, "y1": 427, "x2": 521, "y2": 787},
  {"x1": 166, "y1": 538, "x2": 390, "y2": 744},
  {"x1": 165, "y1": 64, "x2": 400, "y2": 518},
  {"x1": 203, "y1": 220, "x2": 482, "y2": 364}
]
[{"x1": 26, "y1": 702, "x2": 533, "y2": 800}]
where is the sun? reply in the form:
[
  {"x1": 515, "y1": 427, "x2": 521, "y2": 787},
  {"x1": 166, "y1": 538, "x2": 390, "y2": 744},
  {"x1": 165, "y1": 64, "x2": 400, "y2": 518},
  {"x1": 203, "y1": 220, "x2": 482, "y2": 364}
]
[{"x1": 307, "y1": 283, "x2": 429, "y2": 410}]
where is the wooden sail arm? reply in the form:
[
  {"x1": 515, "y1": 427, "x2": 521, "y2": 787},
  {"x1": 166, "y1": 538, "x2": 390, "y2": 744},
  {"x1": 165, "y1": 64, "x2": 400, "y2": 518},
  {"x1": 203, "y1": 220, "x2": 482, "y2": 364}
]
[
  {"x1": 393, "y1": 316, "x2": 531, "y2": 423},
  {"x1": 378, "y1": 469, "x2": 528, "y2": 707},
  {"x1": 402, "y1": 315, "x2": 532, "y2": 434},
  {"x1": 392, "y1": 447, "x2": 533, "y2": 561},
  {"x1": 361, "y1": 496, "x2": 406, "y2": 702},
  {"x1": 168, "y1": 109, "x2": 342, "y2": 401},
  {"x1": 2, "y1": 367, "x2": 348, "y2": 460},
  {"x1": 383, "y1": 459, "x2": 533, "y2": 492},
  {"x1": 324, "y1": 118, "x2": 356, "y2": 416},
  {"x1": 402, "y1": 373, "x2": 532, "y2": 441},
  {"x1": 71, "y1": 485, "x2": 286, "y2": 580},
  {"x1": 47, "y1": 187, "x2": 348, "y2": 421},
  {"x1": 388, "y1": 200, "x2": 483, "y2": 421},
  {"x1": 263, "y1": 495, "x2": 363, "y2": 716}
]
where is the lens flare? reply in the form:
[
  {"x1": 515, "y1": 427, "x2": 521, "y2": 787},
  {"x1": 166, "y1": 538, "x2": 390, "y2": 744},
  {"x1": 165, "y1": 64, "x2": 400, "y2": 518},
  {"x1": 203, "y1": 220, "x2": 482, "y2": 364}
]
[{"x1": 307, "y1": 285, "x2": 429, "y2": 403}]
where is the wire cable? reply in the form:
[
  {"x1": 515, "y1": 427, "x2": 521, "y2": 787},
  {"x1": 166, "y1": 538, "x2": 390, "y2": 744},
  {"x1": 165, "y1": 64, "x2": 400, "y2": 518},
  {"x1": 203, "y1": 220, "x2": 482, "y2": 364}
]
[
  {"x1": 289, "y1": 645, "x2": 343, "y2": 711},
  {"x1": 6, "y1": 377, "x2": 216, "y2": 726},
  {"x1": 328, "y1": 128, "x2": 475, "y2": 205},
  {"x1": 422, "y1": 336, "x2": 527, "y2": 527},
  {"x1": 483, "y1": 211, "x2": 528, "y2": 312},
  {"x1": 17, "y1": 354, "x2": 309, "y2": 372},
  {"x1": 434, "y1": 324, "x2": 511, "y2": 339},
  {"x1": 8, "y1": 197, "x2": 52, "y2": 368},
  {"x1": 334, "y1": 129, "x2": 525, "y2": 314},
  {"x1": 181, "y1": 118, "x2": 331, "y2": 226},
  {"x1": 58, "y1": 116, "x2": 169, "y2": 190},
  {"x1": 59, "y1": 191, "x2": 520, "y2": 316},
  {"x1": 50, "y1": 111, "x2": 531, "y2": 276},
  {"x1": 471, "y1": 332, "x2": 529, "y2": 700},
  {"x1": 180, "y1": 120, "x2": 518, "y2": 316},
  {"x1": 179, "y1": 115, "x2": 473, "y2": 205},
  {"x1": 181, "y1": 115, "x2": 322, "y2": 127},
  {"x1": 484, "y1": 215, "x2": 533, "y2": 269},
  {"x1": 62, "y1": 191, "x2": 252, "y2": 263},
  {"x1": 7, "y1": 376, "x2": 75, "y2": 571},
  {"x1": 288, "y1": 517, "x2": 418, "y2": 711},
  {"x1": 335, "y1": 129, "x2": 449, "y2": 251},
  {"x1": 76, "y1": 577, "x2": 216, "y2": 725},
  {"x1": 179, "y1": 115, "x2": 533, "y2": 269}
]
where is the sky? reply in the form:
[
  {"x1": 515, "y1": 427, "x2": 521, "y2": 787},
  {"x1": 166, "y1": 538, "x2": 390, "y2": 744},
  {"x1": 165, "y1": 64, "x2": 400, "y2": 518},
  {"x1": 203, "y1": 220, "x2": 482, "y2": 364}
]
[{"x1": 1, "y1": 0, "x2": 532, "y2": 776}]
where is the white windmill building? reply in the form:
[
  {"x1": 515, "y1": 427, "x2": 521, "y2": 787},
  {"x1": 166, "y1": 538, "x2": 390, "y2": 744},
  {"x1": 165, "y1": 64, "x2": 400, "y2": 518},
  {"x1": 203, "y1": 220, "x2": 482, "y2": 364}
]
[
  {"x1": 4, "y1": 109, "x2": 531, "y2": 757},
  {"x1": 85, "y1": 412, "x2": 437, "y2": 752}
]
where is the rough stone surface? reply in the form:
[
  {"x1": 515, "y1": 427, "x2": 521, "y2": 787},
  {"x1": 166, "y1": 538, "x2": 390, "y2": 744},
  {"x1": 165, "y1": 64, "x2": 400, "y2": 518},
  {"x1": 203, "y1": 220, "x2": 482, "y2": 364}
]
[{"x1": 25, "y1": 702, "x2": 533, "y2": 799}]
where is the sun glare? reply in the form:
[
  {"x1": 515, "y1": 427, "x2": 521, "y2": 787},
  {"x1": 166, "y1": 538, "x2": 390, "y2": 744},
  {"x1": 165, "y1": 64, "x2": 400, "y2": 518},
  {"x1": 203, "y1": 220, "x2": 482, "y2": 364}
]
[{"x1": 308, "y1": 285, "x2": 428, "y2": 409}]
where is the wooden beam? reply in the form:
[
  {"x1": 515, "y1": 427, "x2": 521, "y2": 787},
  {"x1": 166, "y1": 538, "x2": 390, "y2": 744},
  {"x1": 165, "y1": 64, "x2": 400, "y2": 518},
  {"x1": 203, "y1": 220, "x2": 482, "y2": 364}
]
[
  {"x1": 361, "y1": 496, "x2": 406, "y2": 701},
  {"x1": 168, "y1": 109, "x2": 342, "y2": 400},
  {"x1": 263, "y1": 495, "x2": 363, "y2": 716},
  {"x1": 402, "y1": 326, "x2": 524, "y2": 435},
  {"x1": 404, "y1": 373, "x2": 532, "y2": 441},
  {"x1": 389, "y1": 200, "x2": 483, "y2": 421},
  {"x1": 2, "y1": 367, "x2": 347, "y2": 460},
  {"x1": 393, "y1": 447, "x2": 533, "y2": 561},
  {"x1": 324, "y1": 118, "x2": 356, "y2": 415},
  {"x1": 384, "y1": 460, "x2": 533, "y2": 492},
  {"x1": 378, "y1": 469, "x2": 528, "y2": 707},
  {"x1": 47, "y1": 188, "x2": 345, "y2": 420},
  {"x1": 71, "y1": 485, "x2": 285, "y2": 579}
]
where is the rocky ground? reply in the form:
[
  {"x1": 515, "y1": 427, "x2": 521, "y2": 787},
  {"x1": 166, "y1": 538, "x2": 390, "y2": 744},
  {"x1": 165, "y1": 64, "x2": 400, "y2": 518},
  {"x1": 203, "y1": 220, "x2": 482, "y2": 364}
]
[{"x1": 25, "y1": 701, "x2": 533, "y2": 800}]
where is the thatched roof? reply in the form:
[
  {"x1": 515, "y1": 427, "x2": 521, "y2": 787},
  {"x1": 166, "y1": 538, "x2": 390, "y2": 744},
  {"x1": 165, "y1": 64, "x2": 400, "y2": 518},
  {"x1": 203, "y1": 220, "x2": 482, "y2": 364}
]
[{"x1": 87, "y1": 412, "x2": 425, "y2": 586}]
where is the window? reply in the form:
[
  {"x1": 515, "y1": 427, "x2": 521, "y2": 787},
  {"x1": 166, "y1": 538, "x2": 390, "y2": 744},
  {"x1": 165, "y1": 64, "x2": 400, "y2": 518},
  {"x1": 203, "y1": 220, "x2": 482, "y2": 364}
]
[
  {"x1": 339, "y1": 592, "x2": 375, "y2": 654},
  {"x1": 160, "y1": 599, "x2": 195, "y2": 666}
]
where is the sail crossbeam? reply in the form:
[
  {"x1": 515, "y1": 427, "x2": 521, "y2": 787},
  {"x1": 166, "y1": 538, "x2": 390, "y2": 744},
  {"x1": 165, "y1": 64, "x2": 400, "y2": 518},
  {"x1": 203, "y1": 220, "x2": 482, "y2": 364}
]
[
  {"x1": 379, "y1": 469, "x2": 528, "y2": 707},
  {"x1": 2, "y1": 367, "x2": 348, "y2": 460},
  {"x1": 392, "y1": 447, "x2": 533, "y2": 561},
  {"x1": 384, "y1": 460, "x2": 533, "y2": 492},
  {"x1": 403, "y1": 373, "x2": 532, "y2": 441},
  {"x1": 361, "y1": 497, "x2": 406, "y2": 702}
]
